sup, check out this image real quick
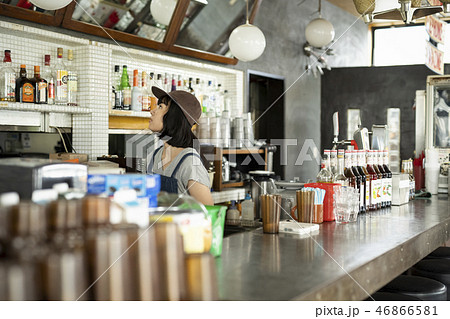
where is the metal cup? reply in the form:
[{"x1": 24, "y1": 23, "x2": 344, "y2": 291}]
[
  {"x1": 185, "y1": 253, "x2": 218, "y2": 301},
  {"x1": 260, "y1": 194, "x2": 282, "y2": 234}
]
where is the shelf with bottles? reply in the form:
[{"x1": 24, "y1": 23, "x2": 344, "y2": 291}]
[{"x1": 0, "y1": 101, "x2": 90, "y2": 114}]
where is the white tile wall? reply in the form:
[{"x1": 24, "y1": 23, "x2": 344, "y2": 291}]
[{"x1": 0, "y1": 20, "x2": 244, "y2": 160}]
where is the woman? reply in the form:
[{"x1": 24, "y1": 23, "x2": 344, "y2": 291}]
[{"x1": 148, "y1": 86, "x2": 213, "y2": 206}]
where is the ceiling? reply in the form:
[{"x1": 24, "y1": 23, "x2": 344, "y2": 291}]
[{"x1": 326, "y1": 0, "x2": 359, "y2": 16}]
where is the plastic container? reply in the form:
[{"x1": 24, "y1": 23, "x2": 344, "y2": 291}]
[
  {"x1": 304, "y1": 182, "x2": 341, "y2": 221},
  {"x1": 204, "y1": 205, "x2": 226, "y2": 257},
  {"x1": 240, "y1": 193, "x2": 255, "y2": 227},
  {"x1": 425, "y1": 164, "x2": 440, "y2": 195},
  {"x1": 225, "y1": 200, "x2": 240, "y2": 226}
]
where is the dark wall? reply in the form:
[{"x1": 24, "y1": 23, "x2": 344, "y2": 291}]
[{"x1": 321, "y1": 65, "x2": 450, "y2": 159}]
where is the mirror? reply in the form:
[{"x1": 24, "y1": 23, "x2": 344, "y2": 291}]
[
  {"x1": 0, "y1": 0, "x2": 57, "y2": 15},
  {"x1": 70, "y1": 0, "x2": 180, "y2": 43},
  {"x1": 175, "y1": 0, "x2": 256, "y2": 56}
]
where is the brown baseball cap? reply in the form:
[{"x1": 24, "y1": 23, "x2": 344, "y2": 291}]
[{"x1": 152, "y1": 86, "x2": 202, "y2": 127}]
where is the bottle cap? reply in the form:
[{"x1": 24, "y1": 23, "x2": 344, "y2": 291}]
[
  {"x1": 123, "y1": 65, "x2": 127, "y2": 68},
  {"x1": 4, "y1": 50, "x2": 10, "y2": 54},
  {"x1": 34, "y1": 65, "x2": 40, "y2": 72},
  {"x1": 245, "y1": 193, "x2": 251, "y2": 200}
]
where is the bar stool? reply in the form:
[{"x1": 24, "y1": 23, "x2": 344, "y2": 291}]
[
  {"x1": 425, "y1": 247, "x2": 450, "y2": 260},
  {"x1": 378, "y1": 275, "x2": 447, "y2": 301},
  {"x1": 411, "y1": 260, "x2": 450, "y2": 301},
  {"x1": 365, "y1": 292, "x2": 422, "y2": 301}
]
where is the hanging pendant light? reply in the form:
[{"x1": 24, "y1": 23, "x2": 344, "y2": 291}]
[
  {"x1": 29, "y1": 0, "x2": 73, "y2": 10},
  {"x1": 150, "y1": 0, "x2": 178, "y2": 26},
  {"x1": 352, "y1": 0, "x2": 375, "y2": 23},
  {"x1": 305, "y1": 0, "x2": 335, "y2": 48},
  {"x1": 228, "y1": 0, "x2": 266, "y2": 62}
]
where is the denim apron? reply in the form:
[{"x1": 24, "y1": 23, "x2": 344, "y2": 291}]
[{"x1": 148, "y1": 146, "x2": 201, "y2": 194}]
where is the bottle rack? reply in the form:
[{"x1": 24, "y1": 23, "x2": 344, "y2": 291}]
[{"x1": 0, "y1": 20, "x2": 244, "y2": 160}]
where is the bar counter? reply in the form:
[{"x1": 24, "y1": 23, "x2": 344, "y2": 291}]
[{"x1": 217, "y1": 197, "x2": 450, "y2": 301}]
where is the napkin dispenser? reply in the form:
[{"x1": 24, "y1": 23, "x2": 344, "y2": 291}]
[
  {"x1": 391, "y1": 173, "x2": 410, "y2": 206},
  {"x1": 0, "y1": 158, "x2": 87, "y2": 199}
]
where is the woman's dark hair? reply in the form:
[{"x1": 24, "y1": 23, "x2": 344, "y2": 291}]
[{"x1": 159, "y1": 96, "x2": 198, "y2": 149}]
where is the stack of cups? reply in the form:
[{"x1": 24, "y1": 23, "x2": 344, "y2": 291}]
[
  {"x1": 243, "y1": 112, "x2": 254, "y2": 148},
  {"x1": 198, "y1": 117, "x2": 210, "y2": 144},
  {"x1": 221, "y1": 118, "x2": 231, "y2": 148},
  {"x1": 424, "y1": 149, "x2": 440, "y2": 195},
  {"x1": 232, "y1": 117, "x2": 244, "y2": 148},
  {"x1": 210, "y1": 117, "x2": 222, "y2": 147}
]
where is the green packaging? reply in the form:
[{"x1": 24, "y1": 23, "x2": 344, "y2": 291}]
[{"x1": 205, "y1": 205, "x2": 227, "y2": 257}]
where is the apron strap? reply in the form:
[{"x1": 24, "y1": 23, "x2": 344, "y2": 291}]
[
  {"x1": 148, "y1": 145, "x2": 163, "y2": 173},
  {"x1": 171, "y1": 152, "x2": 201, "y2": 178}
]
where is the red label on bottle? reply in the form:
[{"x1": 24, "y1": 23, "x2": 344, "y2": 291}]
[{"x1": 48, "y1": 82, "x2": 55, "y2": 99}]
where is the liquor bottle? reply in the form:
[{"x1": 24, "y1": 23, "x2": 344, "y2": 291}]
[
  {"x1": 366, "y1": 150, "x2": 379, "y2": 211},
  {"x1": 16, "y1": 65, "x2": 34, "y2": 103},
  {"x1": 350, "y1": 150, "x2": 364, "y2": 213},
  {"x1": 42, "y1": 55, "x2": 55, "y2": 105},
  {"x1": 407, "y1": 159, "x2": 415, "y2": 200},
  {"x1": 156, "y1": 73, "x2": 163, "y2": 90},
  {"x1": 67, "y1": 50, "x2": 78, "y2": 106},
  {"x1": 141, "y1": 71, "x2": 150, "y2": 111},
  {"x1": 164, "y1": 73, "x2": 169, "y2": 92},
  {"x1": 121, "y1": 65, "x2": 131, "y2": 110},
  {"x1": 171, "y1": 74, "x2": 176, "y2": 92},
  {"x1": 382, "y1": 150, "x2": 392, "y2": 207},
  {"x1": 188, "y1": 77, "x2": 194, "y2": 95},
  {"x1": 334, "y1": 149, "x2": 348, "y2": 186},
  {"x1": 32, "y1": 66, "x2": 47, "y2": 104},
  {"x1": 149, "y1": 72, "x2": 158, "y2": 111},
  {"x1": 316, "y1": 157, "x2": 333, "y2": 183},
  {"x1": 344, "y1": 150, "x2": 356, "y2": 188},
  {"x1": 357, "y1": 150, "x2": 370, "y2": 212},
  {"x1": 374, "y1": 150, "x2": 387, "y2": 208},
  {"x1": 177, "y1": 74, "x2": 182, "y2": 91},
  {"x1": 131, "y1": 69, "x2": 142, "y2": 111},
  {"x1": 330, "y1": 149, "x2": 338, "y2": 176},
  {"x1": 0, "y1": 50, "x2": 16, "y2": 102},
  {"x1": 324, "y1": 149, "x2": 331, "y2": 172},
  {"x1": 371, "y1": 150, "x2": 383, "y2": 209},
  {"x1": 113, "y1": 65, "x2": 123, "y2": 110},
  {"x1": 54, "y1": 48, "x2": 68, "y2": 105}
]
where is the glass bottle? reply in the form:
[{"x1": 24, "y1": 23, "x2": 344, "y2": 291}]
[
  {"x1": 54, "y1": 48, "x2": 68, "y2": 105},
  {"x1": 316, "y1": 157, "x2": 333, "y2": 183},
  {"x1": 382, "y1": 150, "x2": 392, "y2": 207},
  {"x1": 371, "y1": 150, "x2": 383, "y2": 209},
  {"x1": 357, "y1": 150, "x2": 371, "y2": 213},
  {"x1": 323, "y1": 149, "x2": 331, "y2": 173},
  {"x1": 163, "y1": 73, "x2": 169, "y2": 92},
  {"x1": 32, "y1": 66, "x2": 47, "y2": 104},
  {"x1": 350, "y1": 150, "x2": 364, "y2": 213},
  {"x1": 171, "y1": 74, "x2": 176, "y2": 92},
  {"x1": 334, "y1": 149, "x2": 348, "y2": 186},
  {"x1": 0, "y1": 50, "x2": 16, "y2": 102},
  {"x1": 375, "y1": 150, "x2": 387, "y2": 208},
  {"x1": 366, "y1": 150, "x2": 379, "y2": 211},
  {"x1": 330, "y1": 149, "x2": 338, "y2": 176},
  {"x1": 16, "y1": 65, "x2": 35, "y2": 103},
  {"x1": 42, "y1": 55, "x2": 55, "y2": 105},
  {"x1": 408, "y1": 159, "x2": 415, "y2": 201},
  {"x1": 149, "y1": 72, "x2": 158, "y2": 111},
  {"x1": 113, "y1": 65, "x2": 123, "y2": 110},
  {"x1": 177, "y1": 74, "x2": 182, "y2": 91},
  {"x1": 131, "y1": 69, "x2": 142, "y2": 112},
  {"x1": 344, "y1": 150, "x2": 356, "y2": 188},
  {"x1": 141, "y1": 71, "x2": 150, "y2": 111},
  {"x1": 188, "y1": 77, "x2": 194, "y2": 95},
  {"x1": 121, "y1": 65, "x2": 131, "y2": 110},
  {"x1": 67, "y1": 50, "x2": 78, "y2": 106}
]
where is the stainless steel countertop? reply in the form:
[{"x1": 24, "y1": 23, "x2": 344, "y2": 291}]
[{"x1": 216, "y1": 196, "x2": 450, "y2": 301}]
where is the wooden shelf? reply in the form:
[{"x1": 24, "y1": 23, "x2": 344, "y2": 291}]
[
  {"x1": 222, "y1": 181, "x2": 244, "y2": 188},
  {"x1": 109, "y1": 110, "x2": 151, "y2": 118},
  {"x1": 222, "y1": 148, "x2": 264, "y2": 155}
]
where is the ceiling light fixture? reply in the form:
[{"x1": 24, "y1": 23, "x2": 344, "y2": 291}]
[
  {"x1": 352, "y1": 0, "x2": 375, "y2": 23},
  {"x1": 228, "y1": 0, "x2": 266, "y2": 62},
  {"x1": 29, "y1": 0, "x2": 73, "y2": 10},
  {"x1": 305, "y1": 0, "x2": 335, "y2": 48},
  {"x1": 371, "y1": 0, "x2": 442, "y2": 24},
  {"x1": 150, "y1": 0, "x2": 178, "y2": 26}
]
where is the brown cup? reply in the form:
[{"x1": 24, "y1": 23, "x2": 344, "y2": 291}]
[
  {"x1": 260, "y1": 194, "x2": 281, "y2": 234},
  {"x1": 313, "y1": 204, "x2": 323, "y2": 224},
  {"x1": 154, "y1": 223, "x2": 186, "y2": 301},
  {"x1": 82, "y1": 196, "x2": 110, "y2": 227},
  {"x1": 185, "y1": 253, "x2": 218, "y2": 301}
]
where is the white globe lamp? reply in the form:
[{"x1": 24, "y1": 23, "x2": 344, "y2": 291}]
[
  {"x1": 30, "y1": 0, "x2": 73, "y2": 10},
  {"x1": 229, "y1": 23, "x2": 266, "y2": 62},
  {"x1": 305, "y1": 18, "x2": 335, "y2": 48},
  {"x1": 150, "y1": 0, "x2": 177, "y2": 26}
]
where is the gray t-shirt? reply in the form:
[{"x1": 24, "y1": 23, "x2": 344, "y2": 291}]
[{"x1": 150, "y1": 147, "x2": 211, "y2": 194}]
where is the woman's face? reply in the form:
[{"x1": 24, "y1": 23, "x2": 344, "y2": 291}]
[{"x1": 149, "y1": 101, "x2": 169, "y2": 132}]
